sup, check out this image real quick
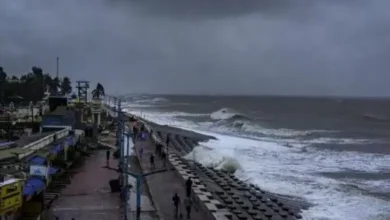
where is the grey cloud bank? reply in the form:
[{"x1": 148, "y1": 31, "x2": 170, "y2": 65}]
[{"x1": 0, "y1": 0, "x2": 390, "y2": 96}]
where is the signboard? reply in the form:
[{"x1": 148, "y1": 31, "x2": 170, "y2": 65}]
[
  {"x1": 0, "y1": 180, "x2": 22, "y2": 215},
  {"x1": 29, "y1": 165, "x2": 48, "y2": 178}
]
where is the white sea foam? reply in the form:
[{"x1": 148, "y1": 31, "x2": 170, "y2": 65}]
[
  {"x1": 183, "y1": 145, "x2": 241, "y2": 173},
  {"x1": 119, "y1": 103, "x2": 390, "y2": 220},
  {"x1": 210, "y1": 107, "x2": 247, "y2": 120}
]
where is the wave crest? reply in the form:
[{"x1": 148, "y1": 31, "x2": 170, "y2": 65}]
[
  {"x1": 184, "y1": 145, "x2": 241, "y2": 173},
  {"x1": 210, "y1": 108, "x2": 250, "y2": 121}
]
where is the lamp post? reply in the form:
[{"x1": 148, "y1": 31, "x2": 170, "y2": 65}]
[
  {"x1": 105, "y1": 165, "x2": 171, "y2": 220},
  {"x1": 107, "y1": 96, "x2": 172, "y2": 220},
  {"x1": 123, "y1": 131, "x2": 131, "y2": 220}
]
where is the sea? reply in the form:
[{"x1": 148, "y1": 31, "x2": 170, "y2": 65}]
[{"x1": 116, "y1": 94, "x2": 390, "y2": 220}]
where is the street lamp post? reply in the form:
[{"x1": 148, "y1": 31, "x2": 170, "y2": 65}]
[
  {"x1": 123, "y1": 131, "x2": 131, "y2": 220},
  {"x1": 105, "y1": 166, "x2": 170, "y2": 220},
  {"x1": 108, "y1": 96, "x2": 172, "y2": 220}
]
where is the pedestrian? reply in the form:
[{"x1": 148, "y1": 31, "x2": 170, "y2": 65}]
[
  {"x1": 184, "y1": 196, "x2": 192, "y2": 219},
  {"x1": 106, "y1": 149, "x2": 110, "y2": 166},
  {"x1": 166, "y1": 135, "x2": 170, "y2": 148},
  {"x1": 150, "y1": 153, "x2": 155, "y2": 170},
  {"x1": 155, "y1": 143, "x2": 161, "y2": 156},
  {"x1": 139, "y1": 147, "x2": 144, "y2": 160},
  {"x1": 161, "y1": 149, "x2": 167, "y2": 168},
  {"x1": 172, "y1": 193, "x2": 181, "y2": 218},
  {"x1": 185, "y1": 177, "x2": 193, "y2": 198},
  {"x1": 133, "y1": 124, "x2": 138, "y2": 142}
]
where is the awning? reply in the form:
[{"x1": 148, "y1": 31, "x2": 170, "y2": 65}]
[
  {"x1": 30, "y1": 156, "x2": 47, "y2": 165},
  {"x1": 50, "y1": 144, "x2": 63, "y2": 154},
  {"x1": 23, "y1": 177, "x2": 45, "y2": 196}
]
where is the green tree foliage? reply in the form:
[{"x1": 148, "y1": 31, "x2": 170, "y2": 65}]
[
  {"x1": 0, "y1": 66, "x2": 73, "y2": 104},
  {"x1": 61, "y1": 77, "x2": 72, "y2": 95},
  {"x1": 91, "y1": 82, "x2": 105, "y2": 99}
]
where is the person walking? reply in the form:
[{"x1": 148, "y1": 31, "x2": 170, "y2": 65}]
[
  {"x1": 106, "y1": 149, "x2": 110, "y2": 166},
  {"x1": 139, "y1": 147, "x2": 144, "y2": 160},
  {"x1": 161, "y1": 149, "x2": 167, "y2": 167},
  {"x1": 184, "y1": 196, "x2": 192, "y2": 219},
  {"x1": 150, "y1": 153, "x2": 155, "y2": 170},
  {"x1": 172, "y1": 193, "x2": 181, "y2": 218},
  {"x1": 185, "y1": 177, "x2": 193, "y2": 198}
]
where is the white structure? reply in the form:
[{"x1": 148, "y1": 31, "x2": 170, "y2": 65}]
[{"x1": 91, "y1": 98, "x2": 102, "y2": 126}]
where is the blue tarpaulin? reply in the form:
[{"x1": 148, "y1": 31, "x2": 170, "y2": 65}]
[
  {"x1": 66, "y1": 136, "x2": 74, "y2": 146},
  {"x1": 30, "y1": 156, "x2": 47, "y2": 165},
  {"x1": 50, "y1": 144, "x2": 63, "y2": 154},
  {"x1": 23, "y1": 177, "x2": 45, "y2": 196},
  {"x1": 49, "y1": 167, "x2": 59, "y2": 175}
]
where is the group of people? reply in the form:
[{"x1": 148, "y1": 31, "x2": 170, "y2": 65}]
[
  {"x1": 133, "y1": 122, "x2": 195, "y2": 219},
  {"x1": 172, "y1": 177, "x2": 194, "y2": 219}
]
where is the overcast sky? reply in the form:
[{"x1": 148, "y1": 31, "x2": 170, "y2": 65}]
[{"x1": 0, "y1": 0, "x2": 389, "y2": 96}]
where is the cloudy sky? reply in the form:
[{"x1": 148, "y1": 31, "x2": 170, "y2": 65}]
[{"x1": 0, "y1": 0, "x2": 389, "y2": 96}]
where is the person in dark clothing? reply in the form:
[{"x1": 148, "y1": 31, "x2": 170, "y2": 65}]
[
  {"x1": 150, "y1": 153, "x2": 155, "y2": 170},
  {"x1": 166, "y1": 135, "x2": 170, "y2": 147},
  {"x1": 184, "y1": 197, "x2": 192, "y2": 219},
  {"x1": 106, "y1": 150, "x2": 110, "y2": 166},
  {"x1": 172, "y1": 193, "x2": 180, "y2": 218},
  {"x1": 155, "y1": 143, "x2": 161, "y2": 156},
  {"x1": 185, "y1": 177, "x2": 193, "y2": 198},
  {"x1": 161, "y1": 150, "x2": 167, "y2": 167}
]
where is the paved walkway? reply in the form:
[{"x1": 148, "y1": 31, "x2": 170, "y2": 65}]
[
  {"x1": 48, "y1": 150, "x2": 122, "y2": 220},
  {"x1": 134, "y1": 133, "x2": 211, "y2": 220}
]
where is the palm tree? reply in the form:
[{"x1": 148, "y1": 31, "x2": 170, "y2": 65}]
[{"x1": 92, "y1": 83, "x2": 105, "y2": 99}]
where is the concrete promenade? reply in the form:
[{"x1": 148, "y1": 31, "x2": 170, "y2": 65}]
[
  {"x1": 104, "y1": 104, "x2": 307, "y2": 220},
  {"x1": 133, "y1": 132, "x2": 212, "y2": 220},
  {"x1": 49, "y1": 150, "x2": 122, "y2": 220}
]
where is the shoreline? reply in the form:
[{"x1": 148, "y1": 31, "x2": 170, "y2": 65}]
[{"x1": 106, "y1": 103, "x2": 307, "y2": 220}]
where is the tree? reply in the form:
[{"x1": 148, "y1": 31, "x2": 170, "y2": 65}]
[
  {"x1": 0, "y1": 66, "x2": 74, "y2": 103},
  {"x1": 0, "y1": 67, "x2": 6, "y2": 105},
  {"x1": 61, "y1": 77, "x2": 72, "y2": 95},
  {"x1": 50, "y1": 77, "x2": 61, "y2": 94},
  {"x1": 0, "y1": 67, "x2": 7, "y2": 83},
  {"x1": 91, "y1": 82, "x2": 105, "y2": 99}
]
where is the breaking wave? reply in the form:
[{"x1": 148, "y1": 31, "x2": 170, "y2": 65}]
[
  {"x1": 362, "y1": 114, "x2": 389, "y2": 123},
  {"x1": 184, "y1": 145, "x2": 241, "y2": 173},
  {"x1": 210, "y1": 108, "x2": 251, "y2": 121},
  {"x1": 133, "y1": 97, "x2": 169, "y2": 104}
]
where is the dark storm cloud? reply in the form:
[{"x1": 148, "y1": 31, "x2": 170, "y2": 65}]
[{"x1": 0, "y1": 0, "x2": 390, "y2": 96}]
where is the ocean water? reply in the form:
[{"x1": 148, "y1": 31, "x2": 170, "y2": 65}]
[{"x1": 114, "y1": 94, "x2": 390, "y2": 220}]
